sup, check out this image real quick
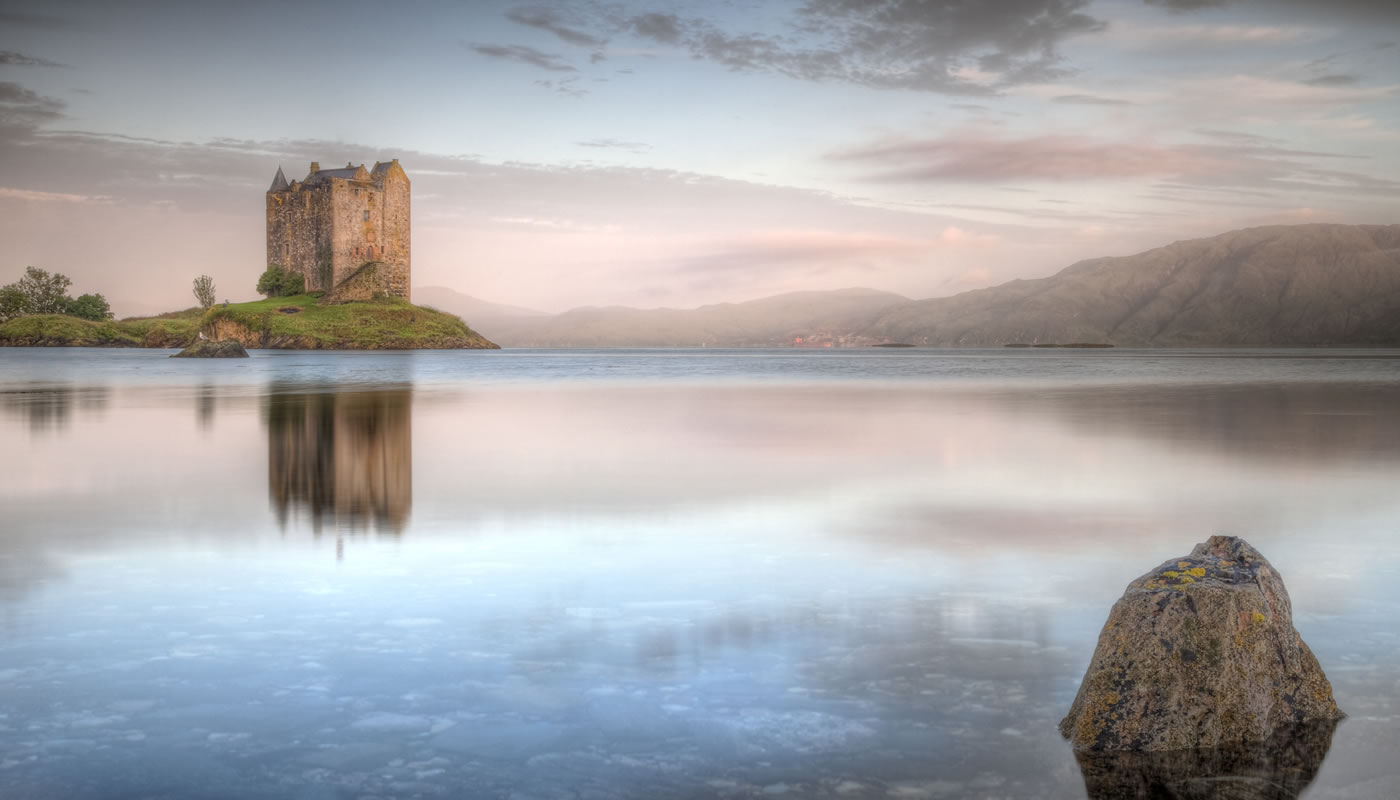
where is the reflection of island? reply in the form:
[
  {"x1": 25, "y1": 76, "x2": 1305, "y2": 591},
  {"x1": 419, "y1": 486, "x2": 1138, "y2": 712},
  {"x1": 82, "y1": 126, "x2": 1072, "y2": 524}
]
[
  {"x1": 0, "y1": 384, "x2": 109, "y2": 432},
  {"x1": 264, "y1": 387, "x2": 412, "y2": 534},
  {"x1": 1072, "y1": 719, "x2": 1338, "y2": 800}
]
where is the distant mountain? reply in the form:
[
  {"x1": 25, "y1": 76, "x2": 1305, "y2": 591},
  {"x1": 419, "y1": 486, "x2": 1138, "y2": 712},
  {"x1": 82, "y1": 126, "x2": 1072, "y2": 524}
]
[
  {"x1": 425, "y1": 224, "x2": 1400, "y2": 348},
  {"x1": 472, "y1": 288, "x2": 911, "y2": 347},
  {"x1": 863, "y1": 224, "x2": 1400, "y2": 347},
  {"x1": 412, "y1": 286, "x2": 548, "y2": 335}
]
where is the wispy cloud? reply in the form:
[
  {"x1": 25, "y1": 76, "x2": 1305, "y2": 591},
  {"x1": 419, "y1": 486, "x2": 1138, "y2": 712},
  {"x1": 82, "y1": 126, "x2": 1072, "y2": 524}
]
[
  {"x1": 829, "y1": 130, "x2": 1397, "y2": 198},
  {"x1": 0, "y1": 187, "x2": 109, "y2": 203},
  {"x1": 830, "y1": 134, "x2": 1217, "y2": 182},
  {"x1": 0, "y1": 51, "x2": 63, "y2": 67},
  {"x1": 467, "y1": 43, "x2": 575, "y2": 72},
  {"x1": 1144, "y1": 0, "x2": 1400, "y2": 23},
  {"x1": 577, "y1": 138, "x2": 651, "y2": 153},
  {"x1": 1105, "y1": 21, "x2": 1321, "y2": 49},
  {"x1": 1303, "y1": 74, "x2": 1360, "y2": 86},
  {"x1": 1053, "y1": 94, "x2": 1135, "y2": 106},
  {"x1": 0, "y1": 82, "x2": 66, "y2": 127},
  {"x1": 505, "y1": 6, "x2": 604, "y2": 48}
]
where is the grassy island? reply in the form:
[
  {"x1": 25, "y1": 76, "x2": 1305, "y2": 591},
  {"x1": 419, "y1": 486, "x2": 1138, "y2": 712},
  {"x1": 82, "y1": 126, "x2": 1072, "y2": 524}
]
[{"x1": 0, "y1": 294, "x2": 498, "y2": 350}]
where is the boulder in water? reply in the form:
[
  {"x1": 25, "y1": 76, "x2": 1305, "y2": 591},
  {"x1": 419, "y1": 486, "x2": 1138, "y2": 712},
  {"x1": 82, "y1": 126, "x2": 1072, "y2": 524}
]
[
  {"x1": 171, "y1": 339, "x2": 248, "y2": 358},
  {"x1": 1060, "y1": 535, "x2": 1342, "y2": 752}
]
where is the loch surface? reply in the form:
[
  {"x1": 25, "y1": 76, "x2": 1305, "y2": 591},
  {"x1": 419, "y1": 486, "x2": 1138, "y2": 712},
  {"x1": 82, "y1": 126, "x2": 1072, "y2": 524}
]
[{"x1": 1, "y1": 348, "x2": 1397, "y2": 799}]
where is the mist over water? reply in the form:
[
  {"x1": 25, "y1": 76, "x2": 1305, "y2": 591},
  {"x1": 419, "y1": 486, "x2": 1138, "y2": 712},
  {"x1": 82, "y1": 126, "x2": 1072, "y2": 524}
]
[{"x1": 1, "y1": 349, "x2": 1397, "y2": 799}]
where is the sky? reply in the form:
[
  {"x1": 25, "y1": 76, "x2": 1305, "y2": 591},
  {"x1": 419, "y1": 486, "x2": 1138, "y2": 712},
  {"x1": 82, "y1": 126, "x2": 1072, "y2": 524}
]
[{"x1": 0, "y1": 0, "x2": 1397, "y2": 316}]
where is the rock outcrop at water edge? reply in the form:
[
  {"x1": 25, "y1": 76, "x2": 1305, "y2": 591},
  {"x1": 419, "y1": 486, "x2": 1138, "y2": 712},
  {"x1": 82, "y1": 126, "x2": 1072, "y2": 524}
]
[
  {"x1": 1059, "y1": 535, "x2": 1342, "y2": 751},
  {"x1": 171, "y1": 339, "x2": 249, "y2": 358}
]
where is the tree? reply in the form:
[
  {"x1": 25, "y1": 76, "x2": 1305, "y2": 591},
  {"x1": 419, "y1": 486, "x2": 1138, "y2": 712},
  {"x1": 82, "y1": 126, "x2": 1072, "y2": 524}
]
[
  {"x1": 15, "y1": 266, "x2": 72, "y2": 314},
  {"x1": 66, "y1": 293, "x2": 113, "y2": 321},
  {"x1": 193, "y1": 274, "x2": 216, "y2": 309},
  {"x1": 0, "y1": 284, "x2": 29, "y2": 323},
  {"x1": 256, "y1": 265, "x2": 305, "y2": 298}
]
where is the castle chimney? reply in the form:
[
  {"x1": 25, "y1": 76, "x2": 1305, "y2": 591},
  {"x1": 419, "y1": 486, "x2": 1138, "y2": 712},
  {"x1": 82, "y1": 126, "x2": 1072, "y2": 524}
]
[{"x1": 309, "y1": 162, "x2": 320, "y2": 173}]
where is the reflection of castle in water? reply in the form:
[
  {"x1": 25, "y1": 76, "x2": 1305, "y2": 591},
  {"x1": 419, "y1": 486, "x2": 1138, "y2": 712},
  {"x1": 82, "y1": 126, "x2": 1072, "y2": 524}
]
[{"x1": 264, "y1": 387, "x2": 412, "y2": 535}]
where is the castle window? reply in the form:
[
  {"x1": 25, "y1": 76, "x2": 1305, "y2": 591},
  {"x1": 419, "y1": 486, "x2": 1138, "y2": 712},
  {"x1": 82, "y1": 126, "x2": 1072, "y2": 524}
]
[{"x1": 363, "y1": 210, "x2": 370, "y2": 221}]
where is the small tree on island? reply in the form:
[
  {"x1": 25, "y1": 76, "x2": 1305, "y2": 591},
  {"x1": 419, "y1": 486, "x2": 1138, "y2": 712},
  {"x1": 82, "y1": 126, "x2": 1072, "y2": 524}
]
[
  {"x1": 15, "y1": 266, "x2": 72, "y2": 314},
  {"x1": 256, "y1": 265, "x2": 305, "y2": 298},
  {"x1": 193, "y1": 274, "x2": 216, "y2": 309},
  {"x1": 0, "y1": 284, "x2": 29, "y2": 323},
  {"x1": 0, "y1": 267, "x2": 113, "y2": 323},
  {"x1": 66, "y1": 293, "x2": 113, "y2": 321}
]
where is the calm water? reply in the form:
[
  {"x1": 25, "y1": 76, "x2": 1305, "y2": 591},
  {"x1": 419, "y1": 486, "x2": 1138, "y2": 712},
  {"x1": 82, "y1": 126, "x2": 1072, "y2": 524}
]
[{"x1": 1, "y1": 348, "x2": 1398, "y2": 799}]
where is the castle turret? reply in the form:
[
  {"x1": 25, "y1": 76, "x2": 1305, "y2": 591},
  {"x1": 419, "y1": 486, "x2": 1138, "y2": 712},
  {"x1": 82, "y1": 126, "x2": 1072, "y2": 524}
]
[{"x1": 268, "y1": 166, "x2": 288, "y2": 193}]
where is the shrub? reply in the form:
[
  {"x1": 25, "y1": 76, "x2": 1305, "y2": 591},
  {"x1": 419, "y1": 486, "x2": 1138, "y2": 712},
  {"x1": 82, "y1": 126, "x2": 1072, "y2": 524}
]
[
  {"x1": 66, "y1": 293, "x2": 113, "y2": 321},
  {"x1": 256, "y1": 265, "x2": 306, "y2": 298}
]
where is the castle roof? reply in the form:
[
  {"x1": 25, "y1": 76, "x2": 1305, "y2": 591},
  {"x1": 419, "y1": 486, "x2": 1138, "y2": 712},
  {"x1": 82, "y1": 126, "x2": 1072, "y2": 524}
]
[
  {"x1": 268, "y1": 166, "x2": 288, "y2": 192},
  {"x1": 303, "y1": 166, "x2": 364, "y2": 185}
]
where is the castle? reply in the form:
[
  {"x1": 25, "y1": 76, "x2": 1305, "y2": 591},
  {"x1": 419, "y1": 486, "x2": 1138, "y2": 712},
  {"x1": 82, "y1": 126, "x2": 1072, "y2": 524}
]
[{"x1": 266, "y1": 159, "x2": 410, "y2": 300}]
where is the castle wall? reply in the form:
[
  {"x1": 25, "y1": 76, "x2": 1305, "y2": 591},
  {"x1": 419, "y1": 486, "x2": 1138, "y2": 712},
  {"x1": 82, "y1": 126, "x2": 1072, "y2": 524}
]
[
  {"x1": 378, "y1": 168, "x2": 411, "y2": 301},
  {"x1": 267, "y1": 188, "x2": 334, "y2": 291},
  {"x1": 327, "y1": 181, "x2": 372, "y2": 289}
]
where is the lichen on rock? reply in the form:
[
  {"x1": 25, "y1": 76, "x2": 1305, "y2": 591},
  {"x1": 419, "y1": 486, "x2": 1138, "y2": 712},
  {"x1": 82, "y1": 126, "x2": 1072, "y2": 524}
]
[{"x1": 1059, "y1": 535, "x2": 1342, "y2": 752}]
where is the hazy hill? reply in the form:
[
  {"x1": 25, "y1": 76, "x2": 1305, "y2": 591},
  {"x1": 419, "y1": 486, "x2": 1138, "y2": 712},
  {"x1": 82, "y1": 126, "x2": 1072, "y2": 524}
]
[
  {"x1": 862, "y1": 224, "x2": 1400, "y2": 346},
  {"x1": 424, "y1": 224, "x2": 1400, "y2": 348},
  {"x1": 412, "y1": 286, "x2": 548, "y2": 331},
  {"x1": 473, "y1": 288, "x2": 910, "y2": 347}
]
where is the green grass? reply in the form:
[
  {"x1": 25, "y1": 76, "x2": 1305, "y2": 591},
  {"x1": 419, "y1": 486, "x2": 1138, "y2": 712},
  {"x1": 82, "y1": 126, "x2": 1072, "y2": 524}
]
[
  {"x1": 201, "y1": 293, "x2": 496, "y2": 349},
  {"x1": 0, "y1": 314, "x2": 141, "y2": 346},
  {"x1": 116, "y1": 307, "x2": 203, "y2": 346},
  {"x1": 2, "y1": 294, "x2": 497, "y2": 349}
]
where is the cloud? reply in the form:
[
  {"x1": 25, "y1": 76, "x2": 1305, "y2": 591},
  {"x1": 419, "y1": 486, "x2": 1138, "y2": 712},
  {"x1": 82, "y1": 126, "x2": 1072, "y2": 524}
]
[
  {"x1": 667, "y1": 229, "x2": 937, "y2": 287},
  {"x1": 533, "y1": 76, "x2": 588, "y2": 97},
  {"x1": 1104, "y1": 21, "x2": 1319, "y2": 49},
  {"x1": 828, "y1": 130, "x2": 1399, "y2": 199},
  {"x1": 0, "y1": 51, "x2": 63, "y2": 67},
  {"x1": 1193, "y1": 129, "x2": 1282, "y2": 144},
  {"x1": 1302, "y1": 74, "x2": 1359, "y2": 86},
  {"x1": 1143, "y1": 0, "x2": 1400, "y2": 22},
  {"x1": 624, "y1": 0, "x2": 1107, "y2": 94},
  {"x1": 505, "y1": 6, "x2": 604, "y2": 48},
  {"x1": 630, "y1": 12, "x2": 683, "y2": 44},
  {"x1": 467, "y1": 43, "x2": 575, "y2": 72},
  {"x1": 576, "y1": 138, "x2": 651, "y2": 153},
  {"x1": 0, "y1": 187, "x2": 109, "y2": 203},
  {"x1": 0, "y1": 11, "x2": 77, "y2": 30},
  {"x1": 0, "y1": 82, "x2": 66, "y2": 127},
  {"x1": 1184, "y1": 74, "x2": 1396, "y2": 106},
  {"x1": 1052, "y1": 93, "x2": 1134, "y2": 105},
  {"x1": 831, "y1": 134, "x2": 1217, "y2": 181},
  {"x1": 1144, "y1": 0, "x2": 1227, "y2": 10}
]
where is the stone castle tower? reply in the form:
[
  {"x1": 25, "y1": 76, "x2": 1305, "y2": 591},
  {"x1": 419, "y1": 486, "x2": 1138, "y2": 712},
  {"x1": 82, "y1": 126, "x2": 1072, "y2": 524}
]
[{"x1": 266, "y1": 159, "x2": 410, "y2": 300}]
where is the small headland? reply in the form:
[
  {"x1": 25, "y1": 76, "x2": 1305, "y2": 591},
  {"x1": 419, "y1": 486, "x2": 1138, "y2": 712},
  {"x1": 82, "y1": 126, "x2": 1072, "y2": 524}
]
[{"x1": 0, "y1": 294, "x2": 498, "y2": 350}]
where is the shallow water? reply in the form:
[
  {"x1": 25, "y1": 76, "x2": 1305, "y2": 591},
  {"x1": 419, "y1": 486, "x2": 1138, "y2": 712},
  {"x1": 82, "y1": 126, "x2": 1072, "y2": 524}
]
[{"x1": 1, "y1": 348, "x2": 1397, "y2": 799}]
